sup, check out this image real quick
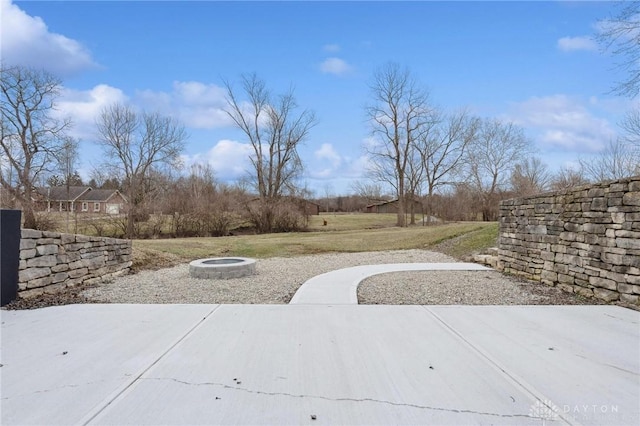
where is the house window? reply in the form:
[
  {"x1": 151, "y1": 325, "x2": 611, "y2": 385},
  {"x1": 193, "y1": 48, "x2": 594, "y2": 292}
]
[
  {"x1": 81, "y1": 202, "x2": 88, "y2": 212},
  {"x1": 94, "y1": 202, "x2": 100, "y2": 212},
  {"x1": 105, "y1": 204, "x2": 120, "y2": 215}
]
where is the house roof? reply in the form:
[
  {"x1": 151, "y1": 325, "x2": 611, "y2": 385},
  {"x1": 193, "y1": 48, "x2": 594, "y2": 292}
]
[
  {"x1": 365, "y1": 199, "x2": 396, "y2": 209},
  {"x1": 79, "y1": 189, "x2": 125, "y2": 202},
  {"x1": 36, "y1": 186, "x2": 127, "y2": 203},
  {"x1": 365, "y1": 199, "x2": 422, "y2": 209},
  {"x1": 36, "y1": 186, "x2": 91, "y2": 201}
]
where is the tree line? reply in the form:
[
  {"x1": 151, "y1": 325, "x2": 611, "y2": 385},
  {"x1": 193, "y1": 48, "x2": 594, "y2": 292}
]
[
  {"x1": 0, "y1": 66, "x2": 315, "y2": 236},
  {"x1": 2, "y1": 1, "x2": 639, "y2": 236}
]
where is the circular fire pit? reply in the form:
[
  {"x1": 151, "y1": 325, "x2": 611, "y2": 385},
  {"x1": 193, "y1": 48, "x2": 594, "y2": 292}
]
[{"x1": 189, "y1": 257, "x2": 257, "y2": 279}]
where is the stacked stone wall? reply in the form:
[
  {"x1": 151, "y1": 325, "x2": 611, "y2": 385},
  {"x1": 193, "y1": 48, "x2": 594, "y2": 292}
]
[
  {"x1": 499, "y1": 176, "x2": 640, "y2": 307},
  {"x1": 18, "y1": 229, "x2": 132, "y2": 298}
]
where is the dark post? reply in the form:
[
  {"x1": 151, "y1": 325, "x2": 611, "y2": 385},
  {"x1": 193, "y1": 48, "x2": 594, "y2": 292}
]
[{"x1": 1, "y1": 209, "x2": 21, "y2": 306}]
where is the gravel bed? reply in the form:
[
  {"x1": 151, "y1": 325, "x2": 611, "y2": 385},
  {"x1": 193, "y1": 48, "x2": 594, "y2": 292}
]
[
  {"x1": 82, "y1": 250, "x2": 457, "y2": 304},
  {"x1": 6, "y1": 249, "x2": 609, "y2": 308},
  {"x1": 358, "y1": 270, "x2": 605, "y2": 306}
]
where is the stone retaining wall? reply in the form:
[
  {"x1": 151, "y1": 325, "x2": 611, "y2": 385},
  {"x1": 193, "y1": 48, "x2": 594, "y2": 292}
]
[
  {"x1": 498, "y1": 176, "x2": 640, "y2": 307},
  {"x1": 18, "y1": 229, "x2": 132, "y2": 298}
]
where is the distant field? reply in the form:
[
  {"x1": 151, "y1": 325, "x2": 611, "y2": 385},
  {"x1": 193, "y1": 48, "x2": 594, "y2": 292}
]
[
  {"x1": 132, "y1": 215, "x2": 498, "y2": 271},
  {"x1": 308, "y1": 212, "x2": 412, "y2": 231},
  {"x1": 35, "y1": 211, "x2": 498, "y2": 271}
]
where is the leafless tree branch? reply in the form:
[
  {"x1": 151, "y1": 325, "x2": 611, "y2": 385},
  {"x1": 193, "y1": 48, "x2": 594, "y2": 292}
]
[
  {"x1": 223, "y1": 74, "x2": 316, "y2": 233},
  {"x1": 95, "y1": 103, "x2": 187, "y2": 237},
  {"x1": 0, "y1": 65, "x2": 71, "y2": 228},
  {"x1": 597, "y1": 1, "x2": 640, "y2": 98}
]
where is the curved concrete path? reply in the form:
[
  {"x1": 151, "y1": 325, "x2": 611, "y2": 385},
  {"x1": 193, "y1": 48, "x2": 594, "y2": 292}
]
[{"x1": 290, "y1": 263, "x2": 490, "y2": 304}]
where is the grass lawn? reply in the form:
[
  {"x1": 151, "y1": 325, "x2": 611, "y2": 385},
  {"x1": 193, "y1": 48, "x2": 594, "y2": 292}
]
[
  {"x1": 132, "y1": 215, "x2": 498, "y2": 271},
  {"x1": 307, "y1": 213, "x2": 410, "y2": 231}
]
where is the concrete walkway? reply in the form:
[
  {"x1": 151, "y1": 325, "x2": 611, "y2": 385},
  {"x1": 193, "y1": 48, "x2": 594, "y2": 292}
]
[
  {"x1": 290, "y1": 263, "x2": 490, "y2": 304},
  {"x1": 2, "y1": 304, "x2": 639, "y2": 425}
]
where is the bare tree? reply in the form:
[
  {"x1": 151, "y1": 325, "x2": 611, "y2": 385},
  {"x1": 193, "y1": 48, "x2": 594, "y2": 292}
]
[
  {"x1": 579, "y1": 138, "x2": 638, "y2": 182},
  {"x1": 510, "y1": 157, "x2": 552, "y2": 197},
  {"x1": 597, "y1": 1, "x2": 640, "y2": 98},
  {"x1": 186, "y1": 163, "x2": 217, "y2": 201},
  {"x1": 620, "y1": 107, "x2": 640, "y2": 155},
  {"x1": 54, "y1": 137, "x2": 80, "y2": 186},
  {"x1": 0, "y1": 65, "x2": 71, "y2": 228},
  {"x1": 365, "y1": 63, "x2": 433, "y2": 227},
  {"x1": 223, "y1": 73, "x2": 316, "y2": 233},
  {"x1": 89, "y1": 169, "x2": 121, "y2": 189},
  {"x1": 351, "y1": 180, "x2": 387, "y2": 205},
  {"x1": 416, "y1": 109, "x2": 479, "y2": 222},
  {"x1": 96, "y1": 103, "x2": 187, "y2": 238},
  {"x1": 161, "y1": 163, "x2": 241, "y2": 238},
  {"x1": 405, "y1": 141, "x2": 428, "y2": 225},
  {"x1": 549, "y1": 166, "x2": 589, "y2": 191},
  {"x1": 577, "y1": 108, "x2": 640, "y2": 182},
  {"x1": 465, "y1": 119, "x2": 532, "y2": 221},
  {"x1": 53, "y1": 136, "x2": 79, "y2": 232},
  {"x1": 322, "y1": 182, "x2": 334, "y2": 213}
]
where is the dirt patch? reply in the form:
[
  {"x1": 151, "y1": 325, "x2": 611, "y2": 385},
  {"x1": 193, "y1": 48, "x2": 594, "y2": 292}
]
[
  {"x1": 3, "y1": 283, "x2": 100, "y2": 310},
  {"x1": 131, "y1": 247, "x2": 184, "y2": 272}
]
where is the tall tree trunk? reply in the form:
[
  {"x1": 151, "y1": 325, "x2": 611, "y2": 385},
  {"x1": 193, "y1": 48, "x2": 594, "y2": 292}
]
[
  {"x1": 65, "y1": 183, "x2": 70, "y2": 233},
  {"x1": 396, "y1": 202, "x2": 406, "y2": 227},
  {"x1": 22, "y1": 186, "x2": 37, "y2": 229},
  {"x1": 409, "y1": 194, "x2": 416, "y2": 225},
  {"x1": 22, "y1": 206, "x2": 37, "y2": 229},
  {"x1": 126, "y1": 184, "x2": 135, "y2": 238},
  {"x1": 425, "y1": 189, "x2": 433, "y2": 226}
]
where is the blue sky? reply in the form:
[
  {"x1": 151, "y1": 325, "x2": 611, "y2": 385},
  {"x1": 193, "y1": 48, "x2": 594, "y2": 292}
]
[{"x1": 2, "y1": 0, "x2": 634, "y2": 195}]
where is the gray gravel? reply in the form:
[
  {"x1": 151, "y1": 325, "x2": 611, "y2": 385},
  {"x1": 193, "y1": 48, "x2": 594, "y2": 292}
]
[
  {"x1": 80, "y1": 249, "x2": 601, "y2": 306},
  {"x1": 358, "y1": 270, "x2": 602, "y2": 305}
]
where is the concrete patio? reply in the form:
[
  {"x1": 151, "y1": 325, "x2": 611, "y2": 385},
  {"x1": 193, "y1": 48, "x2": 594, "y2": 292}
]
[{"x1": 2, "y1": 303, "x2": 638, "y2": 425}]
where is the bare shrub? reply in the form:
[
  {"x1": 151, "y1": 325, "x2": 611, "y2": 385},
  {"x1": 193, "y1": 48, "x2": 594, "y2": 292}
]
[
  {"x1": 244, "y1": 199, "x2": 274, "y2": 234},
  {"x1": 245, "y1": 198, "x2": 308, "y2": 233},
  {"x1": 205, "y1": 210, "x2": 236, "y2": 237},
  {"x1": 32, "y1": 213, "x2": 57, "y2": 231},
  {"x1": 273, "y1": 203, "x2": 307, "y2": 232},
  {"x1": 106, "y1": 215, "x2": 127, "y2": 239},
  {"x1": 147, "y1": 214, "x2": 169, "y2": 238},
  {"x1": 88, "y1": 219, "x2": 106, "y2": 237}
]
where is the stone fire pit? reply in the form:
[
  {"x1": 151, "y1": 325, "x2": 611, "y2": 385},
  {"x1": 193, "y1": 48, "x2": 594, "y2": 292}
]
[{"x1": 189, "y1": 257, "x2": 257, "y2": 279}]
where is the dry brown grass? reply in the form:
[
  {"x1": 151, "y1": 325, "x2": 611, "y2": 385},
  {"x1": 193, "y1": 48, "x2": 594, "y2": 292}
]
[{"x1": 132, "y1": 218, "x2": 497, "y2": 269}]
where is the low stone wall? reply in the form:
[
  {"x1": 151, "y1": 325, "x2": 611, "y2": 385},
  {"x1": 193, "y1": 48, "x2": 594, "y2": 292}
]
[
  {"x1": 498, "y1": 176, "x2": 640, "y2": 307},
  {"x1": 18, "y1": 229, "x2": 132, "y2": 298}
]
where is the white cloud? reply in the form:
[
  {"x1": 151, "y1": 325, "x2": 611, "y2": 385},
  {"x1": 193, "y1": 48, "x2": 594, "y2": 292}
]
[
  {"x1": 136, "y1": 81, "x2": 231, "y2": 129},
  {"x1": 56, "y1": 84, "x2": 128, "y2": 140},
  {"x1": 53, "y1": 79, "x2": 234, "y2": 146},
  {"x1": 308, "y1": 141, "x2": 370, "y2": 181},
  {"x1": 557, "y1": 36, "x2": 597, "y2": 52},
  {"x1": 323, "y1": 44, "x2": 341, "y2": 53},
  {"x1": 0, "y1": 0, "x2": 97, "y2": 75},
  {"x1": 309, "y1": 154, "x2": 370, "y2": 180},
  {"x1": 507, "y1": 95, "x2": 617, "y2": 152},
  {"x1": 312, "y1": 168, "x2": 334, "y2": 179},
  {"x1": 187, "y1": 140, "x2": 253, "y2": 181},
  {"x1": 173, "y1": 81, "x2": 227, "y2": 106},
  {"x1": 314, "y1": 143, "x2": 342, "y2": 167},
  {"x1": 344, "y1": 155, "x2": 372, "y2": 178},
  {"x1": 319, "y1": 57, "x2": 353, "y2": 76}
]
